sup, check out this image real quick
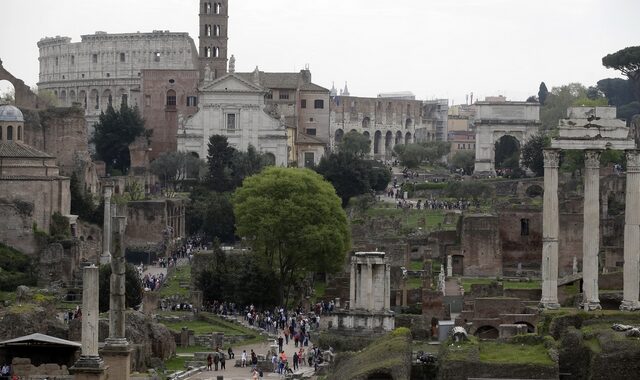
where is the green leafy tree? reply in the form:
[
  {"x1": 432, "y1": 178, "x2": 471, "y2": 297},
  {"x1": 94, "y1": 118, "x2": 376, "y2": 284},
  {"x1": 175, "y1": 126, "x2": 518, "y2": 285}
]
[
  {"x1": 230, "y1": 145, "x2": 271, "y2": 188},
  {"x1": 602, "y1": 46, "x2": 640, "y2": 100},
  {"x1": 445, "y1": 181, "x2": 492, "y2": 201},
  {"x1": 540, "y1": 83, "x2": 588, "y2": 130},
  {"x1": 207, "y1": 135, "x2": 236, "y2": 192},
  {"x1": 150, "y1": 151, "x2": 204, "y2": 192},
  {"x1": 70, "y1": 173, "x2": 100, "y2": 224},
  {"x1": 98, "y1": 263, "x2": 143, "y2": 313},
  {"x1": 233, "y1": 167, "x2": 350, "y2": 304},
  {"x1": 538, "y1": 82, "x2": 549, "y2": 105},
  {"x1": 450, "y1": 150, "x2": 475, "y2": 175},
  {"x1": 187, "y1": 189, "x2": 236, "y2": 243},
  {"x1": 316, "y1": 152, "x2": 371, "y2": 207},
  {"x1": 92, "y1": 104, "x2": 147, "y2": 173},
  {"x1": 394, "y1": 144, "x2": 426, "y2": 168},
  {"x1": 0, "y1": 243, "x2": 37, "y2": 291},
  {"x1": 521, "y1": 133, "x2": 550, "y2": 177},
  {"x1": 597, "y1": 78, "x2": 636, "y2": 107},
  {"x1": 338, "y1": 131, "x2": 371, "y2": 158}
]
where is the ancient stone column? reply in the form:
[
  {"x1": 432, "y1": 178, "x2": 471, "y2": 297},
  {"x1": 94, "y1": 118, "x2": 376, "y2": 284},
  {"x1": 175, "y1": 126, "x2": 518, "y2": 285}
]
[
  {"x1": 70, "y1": 265, "x2": 106, "y2": 380},
  {"x1": 446, "y1": 255, "x2": 453, "y2": 277},
  {"x1": 349, "y1": 258, "x2": 356, "y2": 310},
  {"x1": 582, "y1": 150, "x2": 601, "y2": 310},
  {"x1": 100, "y1": 185, "x2": 113, "y2": 265},
  {"x1": 621, "y1": 150, "x2": 640, "y2": 311},
  {"x1": 101, "y1": 215, "x2": 131, "y2": 380},
  {"x1": 366, "y1": 263, "x2": 374, "y2": 310},
  {"x1": 384, "y1": 263, "x2": 391, "y2": 310},
  {"x1": 540, "y1": 149, "x2": 560, "y2": 309}
]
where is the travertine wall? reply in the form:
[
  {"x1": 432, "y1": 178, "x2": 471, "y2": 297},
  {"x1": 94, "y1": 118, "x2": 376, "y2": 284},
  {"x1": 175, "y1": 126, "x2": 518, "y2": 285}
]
[
  {"x1": 37, "y1": 31, "x2": 198, "y2": 136},
  {"x1": 125, "y1": 199, "x2": 185, "y2": 248}
]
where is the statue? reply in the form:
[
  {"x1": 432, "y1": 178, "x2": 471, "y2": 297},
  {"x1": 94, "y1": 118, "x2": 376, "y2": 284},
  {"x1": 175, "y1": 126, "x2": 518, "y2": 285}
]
[{"x1": 229, "y1": 54, "x2": 236, "y2": 73}]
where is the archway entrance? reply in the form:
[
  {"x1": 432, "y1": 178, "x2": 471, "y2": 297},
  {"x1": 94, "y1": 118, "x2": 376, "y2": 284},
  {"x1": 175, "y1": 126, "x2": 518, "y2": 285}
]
[
  {"x1": 335, "y1": 129, "x2": 344, "y2": 145},
  {"x1": 494, "y1": 135, "x2": 520, "y2": 174},
  {"x1": 452, "y1": 255, "x2": 464, "y2": 276},
  {"x1": 385, "y1": 131, "x2": 393, "y2": 158},
  {"x1": 0, "y1": 80, "x2": 15, "y2": 103},
  {"x1": 374, "y1": 130, "x2": 382, "y2": 155}
]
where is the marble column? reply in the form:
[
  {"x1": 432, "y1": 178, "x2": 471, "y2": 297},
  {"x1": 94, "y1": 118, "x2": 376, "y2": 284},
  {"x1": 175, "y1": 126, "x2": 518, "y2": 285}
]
[
  {"x1": 540, "y1": 149, "x2": 560, "y2": 309},
  {"x1": 101, "y1": 215, "x2": 131, "y2": 380},
  {"x1": 379, "y1": 136, "x2": 386, "y2": 160},
  {"x1": 384, "y1": 264, "x2": 391, "y2": 310},
  {"x1": 70, "y1": 266, "x2": 106, "y2": 379},
  {"x1": 446, "y1": 255, "x2": 453, "y2": 277},
  {"x1": 621, "y1": 150, "x2": 640, "y2": 311},
  {"x1": 349, "y1": 258, "x2": 356, "y2": 309},
  {"x1": 366, "y1": 263, "x2": 374, "y2": 310},
  {"x1": 108, "y1": 215, "x2": 128, "y2": 342},
  {"x1": 100, "y1": 185, "x2": 113, "y2": 265},
  {"x1": 582, "y1": 150, "x2": 601, "y2": 311}
]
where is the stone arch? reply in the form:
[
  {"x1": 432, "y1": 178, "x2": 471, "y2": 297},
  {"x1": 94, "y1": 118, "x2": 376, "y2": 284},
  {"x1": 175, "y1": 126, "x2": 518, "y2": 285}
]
[
  {"x1": 514, "y1": 322, "x2": 536, "y2": 333},
  {"x1": 405, "y1": 132, "x2": 412, "y2": 145},
  {"x1": 7, "y1": 125, "x2": 13, "y2": 140},
  {"x1": 0, "y1": 64, "x2": 40, "y2": 108},
  {"x1": 335, "y1": 129, "x2": 344, "y2": 145},
  {"x1": 101, "y1": 89, "x2": 112, "y2": 110},
  {"x1": 385, "y1": 131, "x2": 393, "y2": 155},
  {"x1": 363, "y1": 131, "x2": 371, "y2": 153},
  {"x1": 494, "y1": 134, "x2": 521, "y2": 171},
  {"x1": 350, "y1": 129, "x2": 357, "y2": 134},
  {"x1": 395, "y1": 131, "x2": 403, "y2": 145},
  {"x1": 79, "y1": 90, "x2": 87, "y2": 109},
  {"x1": 374, "y1": 130, "x2": 382, "y2": 155},
  {"x1": 362, "y1": 116, "x2": 371, "y2": 128},
  {"x1": 69, "y1": 90, "x2": 76, "y2": 104},
  {"x1": 405, "y1": 118, "x2": 413, "y2": 129},
  {"x1": 526, "y1": 184, "x2": 543, "y2": 198},
  {"x1": 60, "y1": 90, "x2": 67, "y2": 105},
  {"x1": 189, "y1": 151, "x2": 200, "y2": 159},
  {"x1": 263, "y1": 152, "x2": 276, "y2": 166},
  {"x1": 118, "y1": 88, "x2": 128, "y2": 107},
  {"x1": 475, "y1": 325, "x2": 499, "y2": 339}
]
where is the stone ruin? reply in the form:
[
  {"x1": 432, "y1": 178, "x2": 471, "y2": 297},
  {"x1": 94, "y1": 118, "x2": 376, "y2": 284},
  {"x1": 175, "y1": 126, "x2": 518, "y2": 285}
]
[{"x1": 328, "y1": 252, "x2": 395, "y2": 332}]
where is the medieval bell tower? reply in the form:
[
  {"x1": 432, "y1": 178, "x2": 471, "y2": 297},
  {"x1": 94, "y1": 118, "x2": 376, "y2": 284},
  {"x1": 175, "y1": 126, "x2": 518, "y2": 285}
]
[{"x1": 199, "y1": 0, "x2": 228, "y2": 81}]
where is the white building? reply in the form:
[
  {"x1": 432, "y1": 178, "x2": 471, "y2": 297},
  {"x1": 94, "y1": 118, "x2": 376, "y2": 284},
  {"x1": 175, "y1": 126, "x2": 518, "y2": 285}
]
[{"x1": 177, "y1": 73, "x2": 288, "y2": 166}]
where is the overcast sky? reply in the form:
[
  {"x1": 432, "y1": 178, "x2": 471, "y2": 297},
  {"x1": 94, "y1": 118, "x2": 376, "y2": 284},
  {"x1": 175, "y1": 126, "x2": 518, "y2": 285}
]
[{"x1": 1, "y1": 0, "x2": 638, "y2": 104}]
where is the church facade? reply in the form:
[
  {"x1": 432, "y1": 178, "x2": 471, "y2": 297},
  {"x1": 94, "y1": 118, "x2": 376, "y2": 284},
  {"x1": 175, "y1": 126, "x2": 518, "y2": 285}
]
[{"x1": 177, "y1": 73, "x2": 288, "y2": 166}]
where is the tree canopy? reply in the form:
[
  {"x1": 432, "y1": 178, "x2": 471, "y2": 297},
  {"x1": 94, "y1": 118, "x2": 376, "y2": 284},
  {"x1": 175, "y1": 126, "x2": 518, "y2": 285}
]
[
  {"x1": 338, "y1": 130, "x2": 371, "y2": 158},
  {"x1": 233, "y1": 167, "x2": 351, "y2": 304},
  {"x1": 521, "y1": 133, "x2": 550, "y2": 177},
  {"x1": 98, "y1": 263, "x2": 143, "y2": 313},
  {"x1": 92, "y1": 104, "x2": 147, "y2": 173},
  {"x1": 450, "y1": 150, "x2": 475, "y2": 175},
  {"x1": 206, "y1": 135, "x2": 272, "y2": 192},
  {"x1": 150, "y1": 151, "x2": 205, "y2": 192},
  {"x1": 186, "y1": 188, "x2": 236, "y2": 243},
  {"x1": 603, "y1": 46, "x2": 640, "y2": 100},
  {"x1": 394, "y1": 142, "x2": 451, "y2": 169},
  {"x1": 316, "y1": 152, "x2": 391, "y2": 207},
  {"x1": 538, "y1": 82, "x2": 549, "y2": 105}
]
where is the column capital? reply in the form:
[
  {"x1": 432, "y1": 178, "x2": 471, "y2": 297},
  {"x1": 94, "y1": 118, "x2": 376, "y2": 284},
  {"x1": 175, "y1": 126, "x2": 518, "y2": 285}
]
[
  {"x1": 543, "y1": 149, "x2": 560, "y2": 168},
  {"x1": 584, "y1": 150, "x2": 602, "y2": 169},
  {"x1": 626, "y1": 150, "x2": 640, "y2": 172}
]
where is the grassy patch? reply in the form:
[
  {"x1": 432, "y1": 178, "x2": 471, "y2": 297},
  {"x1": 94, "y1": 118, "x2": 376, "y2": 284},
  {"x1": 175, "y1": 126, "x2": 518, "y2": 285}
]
[
  {"x1": 164, "y1": 355, "x2": 186, "y2": 371},
  {"x1": 409, "y1": 261, "x2": 423, "y2": 271},
  {"x1": 461, "y1": 278, "x2": 495, "y2": 292},
  {"x1": 479, "y1": 342, "x2": 554, "y2": 366},
  {"x1": 158, "y1": 265, "x2": 191, "y2": 298},
  {"x1": 406, "y1": 277, "x2": 423, "y2": 289},
  {"x1": 584, "y1": 338, "x2": 602, "y2": 353},
  {"x1": 364, "y1": 207, "x2": 453, "y2": 231},
  {"x1": 163, "y1": 313, "x2": 259, "y2": 337},
  {"x1": 315, "y1": 282, "x2": 326, "y2": 298}
]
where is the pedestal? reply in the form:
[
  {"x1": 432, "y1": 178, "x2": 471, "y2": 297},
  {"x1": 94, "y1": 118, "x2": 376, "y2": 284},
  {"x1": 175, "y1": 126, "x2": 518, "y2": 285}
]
[
  {"x1": 70, "y1": 356, "x2": 107, "y2": 380},
  {"x1": 100, "y1": 344, "x2": 131, "y2": 380}
]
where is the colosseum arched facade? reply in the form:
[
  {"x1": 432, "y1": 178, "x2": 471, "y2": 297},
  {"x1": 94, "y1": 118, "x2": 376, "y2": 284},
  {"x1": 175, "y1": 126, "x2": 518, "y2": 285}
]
[
  {"x1": 37, "y1": 31, "x2": 198, "y2": 137},
  {"x1": 329, "y1": 96, "x2": 440, "y2": 160}
]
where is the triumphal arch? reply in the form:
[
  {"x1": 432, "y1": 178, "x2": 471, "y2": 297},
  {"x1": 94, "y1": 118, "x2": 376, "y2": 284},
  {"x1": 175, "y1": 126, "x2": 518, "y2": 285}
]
[{"x1": 540, "y1": 106, "x2": 639, "y2": 310}]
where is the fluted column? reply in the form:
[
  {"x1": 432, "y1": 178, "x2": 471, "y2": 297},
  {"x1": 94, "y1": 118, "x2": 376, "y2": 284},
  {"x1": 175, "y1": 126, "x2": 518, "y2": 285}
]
[
  {"x1": 366, "y1": 263, "x2": 374, "y2": 310},
  {"x1": 349, "y1": 258, "x2": 356, "y2": 309},
  {"x1": 621, "y1": 150, "x2": 640, "y2": 311},
  {"x1": 384, "y1": 263, "x2": 391, "y2": 310},
  {"x1": 582, "y1": 150, "x2": 601, "y2": 310},
  {"x1": 540, "y1": 149, "x2": 560, "y2": 309},
  {"x1": 100, "y1": 185, "x2": 113, "y2": 265}
]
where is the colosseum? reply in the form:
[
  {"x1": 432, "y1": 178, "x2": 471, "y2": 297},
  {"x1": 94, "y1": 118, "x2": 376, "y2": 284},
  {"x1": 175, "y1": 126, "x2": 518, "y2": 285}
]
[{"x1": 37, "y1": 31, "x2": 198, "y2": 136}]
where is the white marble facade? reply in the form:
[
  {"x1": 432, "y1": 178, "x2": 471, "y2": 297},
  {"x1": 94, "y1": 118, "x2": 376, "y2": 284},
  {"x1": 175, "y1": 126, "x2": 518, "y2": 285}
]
[{"x1": 177, "y1": 73, "x2": 288, "y2": 166}]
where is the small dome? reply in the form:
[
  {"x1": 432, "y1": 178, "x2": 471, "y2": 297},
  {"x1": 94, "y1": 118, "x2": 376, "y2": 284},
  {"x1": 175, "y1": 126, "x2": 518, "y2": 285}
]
[{"x1": 0, "y1": 105, "x2": 24, "y2": 122}]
